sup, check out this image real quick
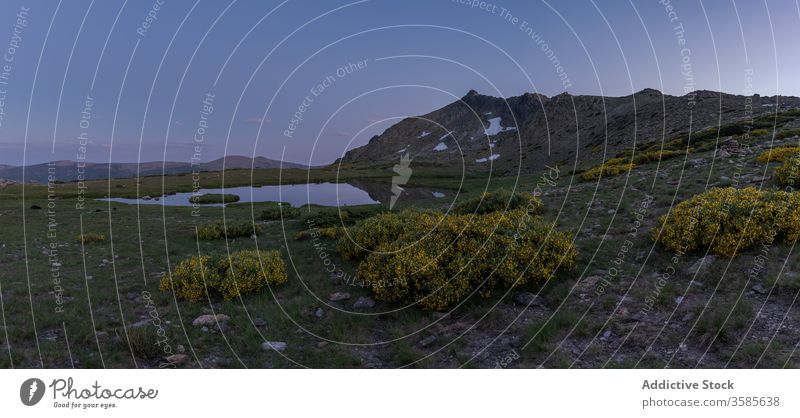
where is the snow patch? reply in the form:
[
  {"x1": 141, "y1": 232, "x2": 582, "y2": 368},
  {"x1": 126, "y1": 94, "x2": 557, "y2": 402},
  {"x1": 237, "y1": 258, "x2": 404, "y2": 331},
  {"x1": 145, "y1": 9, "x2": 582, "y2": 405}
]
[
  {"x1": 475, "y1": 154, "x2": 500, "y2": 163},
  {"x1": 484, "y1": 117, "x2": 516, "y2": 136},
  {"x1": 418, "y1": 131, "x2": 431, "y2": 138},
  {"x1": 433, "y1": 142, "x2": 448, "y2": 151}
]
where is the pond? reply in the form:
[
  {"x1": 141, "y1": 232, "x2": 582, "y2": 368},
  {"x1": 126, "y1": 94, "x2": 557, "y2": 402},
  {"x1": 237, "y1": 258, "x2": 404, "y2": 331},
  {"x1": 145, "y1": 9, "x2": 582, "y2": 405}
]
[{"x1": 97, "y1": 181, "x2": 447, "y2": 207}]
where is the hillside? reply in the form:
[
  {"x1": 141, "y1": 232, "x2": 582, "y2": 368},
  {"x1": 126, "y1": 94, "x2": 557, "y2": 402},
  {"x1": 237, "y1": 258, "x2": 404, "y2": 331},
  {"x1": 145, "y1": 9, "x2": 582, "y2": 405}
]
[{"x1": 337, "y1": 89, "x2": 800, "y2": 174}]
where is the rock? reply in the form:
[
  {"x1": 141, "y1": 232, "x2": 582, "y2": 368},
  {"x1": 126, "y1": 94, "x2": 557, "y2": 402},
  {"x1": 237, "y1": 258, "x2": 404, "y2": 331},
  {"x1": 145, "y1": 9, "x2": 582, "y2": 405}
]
[
  {"x1": 675, "y1": 296, "x2": 684, "y2": 305},
  {"x1": 130, "y1": 319, "x2": 150, "y2": 328},
  {"x1": 576, "y1": 275, "x2": 601, "y2": 293},
  {"x1": 253, "y1": 318, "x2": 267, "y2": 327},
  {"x1": 600, "y1": 330, "x2": 612, "y2": 341},
  {"x1": 201, "y1": 326, "x2": 209, "y2": 332},
  {"x1": 176, "y1": 344, "x2": 186, "y2": 354},
  {"x1": 316, "y1": 341, "x2": 329, "y2": 348},
  {"x1": 418, "y1": 335, "x2": 437, "y2": 348},
  {"x1": 687, "y1": 256, "x2": 715, "y2": 276},
  {"x1": 165, "y1": 354, "x2": 188, "y2": 366},
  {"x1": 681, "y1": 312, "x2": 695, "y2": 322},
  {"x1": 192, "y1": 314, "x2": 230, "y2": 327},
  {"x1": 314, "y1": 308, "x2": 325, "y2": 319},
  {"x1": 328, "y1": 292, "x2": 351, "y2": 302},
  {"x1": 30, "y1": 204, "x2": 42, "y2": 210},
  {"x1": 513, "y1": 291, "x2": 545, "y2": 308},
  {"x1": 262, "y1": 341, "x2": 287, "y2": 352},
  {"x1": 751, "y1": 283, "x2": 768, "y2": 295},
  {"x1": 352, "y1": 296, "x2": 376, "y2": 309}
]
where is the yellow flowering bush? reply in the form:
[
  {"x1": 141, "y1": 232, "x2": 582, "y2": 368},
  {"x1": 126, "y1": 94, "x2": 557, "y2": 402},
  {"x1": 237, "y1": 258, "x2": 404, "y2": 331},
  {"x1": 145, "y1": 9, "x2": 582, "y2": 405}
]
[
  {"x1": 160, "y1": 250, "x2": 287, "y2": 301},
  {"x1": 653, "y1": 187, "x2": 800, "y2": 257},
  {"x1": 756, "y1": 145, "x2": 800, "y2": 163},
  {"x1": 216, "y1": 250, "x2": 287, "y2": 299},
  {"x1": 580, "y1": 162, "x2": 635, "y2": 182},
  {"x1": 452, "y1": 188, "x2": 541, "y2": 215},
  {"x1": 338, "y1": 209, "x2": 576, "y2": 310},
  {"x1": 161, "y1": 255, "x2": 219, "y2": 302},
  {"x1": 77, "y1": 233, "x2": 106, "y2": 244},
  {"x1": 775, "y1": 157, "x2": 800, "y2": 187}
]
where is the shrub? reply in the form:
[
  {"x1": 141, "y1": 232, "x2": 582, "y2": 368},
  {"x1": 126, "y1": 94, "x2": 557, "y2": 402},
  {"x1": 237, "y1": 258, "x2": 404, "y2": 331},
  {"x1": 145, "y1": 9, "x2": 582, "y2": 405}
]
[
  {"x1": 294, "y1": 226, "x2": 345, "y2": 241},
  {"x1": 126, "y1": 327, "x2": 162, "y2": 359},
  {"x1": 775, "y1": 128, "x2": 800, "y2": 140},
  {"x1": 452, "y1": 188, "x2": 541, "y2": 215},
  {"x1": 775, "y1": 157, "x2": 800, "y2": 187},
  {"x1": 196, "y1": 221, "x2": 261, "y2": 240},
  {"x1": 338, "y1": 209, "x2": 576, "y2": 311},
  {"x1": 77, "y1": 233, "x2": 106, "y2": 244},
  {"x1": 580, "y1": 162, "x2": 635, "y2": 182},
  {"x1": 160, "y1": 250, "x2": 287, "y2": 302},
  {"x1": 756, "y1": 145, "x2": 800, "y2": 163},
  {"x1": 259, "y1": 204, "x2": 300, "y2": 220},
  {"x1": 216, "y1": 250, "x2": 287, "y2": 299},
  {"x1": 653, "y1": 187, "x2": 800, "y2": 257},
  {"x1": 189, "y1": 193, "x2": 240, "y2": 204}
]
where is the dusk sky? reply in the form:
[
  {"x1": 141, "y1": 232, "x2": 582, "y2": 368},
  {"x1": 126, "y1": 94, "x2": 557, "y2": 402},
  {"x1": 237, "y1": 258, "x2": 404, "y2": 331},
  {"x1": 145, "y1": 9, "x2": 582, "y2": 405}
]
[{"x1": 0, "y1": 0, "x2": 799, "y2": 166}]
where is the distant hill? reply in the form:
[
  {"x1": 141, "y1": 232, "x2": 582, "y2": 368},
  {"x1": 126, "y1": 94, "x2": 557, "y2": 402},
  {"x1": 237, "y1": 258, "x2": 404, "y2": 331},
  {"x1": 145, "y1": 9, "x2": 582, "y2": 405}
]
[
  {"x1": 0, "y1": 156, "x2": 307, "y2": 184},
  {"x1": 336, "y1": 89, "x2": 800, "y2": 175}
]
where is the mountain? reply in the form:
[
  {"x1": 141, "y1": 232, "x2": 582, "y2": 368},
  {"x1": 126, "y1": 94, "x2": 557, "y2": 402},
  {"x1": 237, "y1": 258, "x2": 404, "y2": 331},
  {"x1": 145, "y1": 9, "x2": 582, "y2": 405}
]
[
  {"x1": 0, "y1": 156, "x2": 307, "y2": 184},
  {"x1": 336, "y1": 89, "x2": 800, "y2": 174}
]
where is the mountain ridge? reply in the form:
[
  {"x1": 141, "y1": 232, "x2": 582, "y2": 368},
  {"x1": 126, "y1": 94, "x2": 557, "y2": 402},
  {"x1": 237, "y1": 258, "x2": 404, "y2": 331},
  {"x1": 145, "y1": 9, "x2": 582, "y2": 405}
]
[
  {"x1": 336, "y1": 88, "x2": 800, "y2": 174},
  {"x1": 0, "y1": 155, "x2": 308, "y2": 184}
]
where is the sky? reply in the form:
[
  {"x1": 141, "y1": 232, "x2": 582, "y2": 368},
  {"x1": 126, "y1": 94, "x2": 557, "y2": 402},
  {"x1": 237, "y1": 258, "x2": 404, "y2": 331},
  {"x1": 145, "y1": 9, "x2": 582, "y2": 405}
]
[{"x1": 0, "y1": 0, "x2": 799, "y2": 166}]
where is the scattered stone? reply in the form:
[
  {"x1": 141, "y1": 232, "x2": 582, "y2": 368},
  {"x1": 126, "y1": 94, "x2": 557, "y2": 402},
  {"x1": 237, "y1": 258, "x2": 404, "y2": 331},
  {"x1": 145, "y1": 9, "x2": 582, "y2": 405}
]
[
  {"x1": 201, "y1": 326, "x2": 209, "y2": 332},
  {"x1": 176, "y1": 344, "x2": 186, "y2": 354},
  {"x1": 600, "y1": 330, "x2": 612, "y2": 341},
  {"x1": 165, "y1": 354, "x2": 188, "y2": 366},
  {"x1": 687, "y1": 255, "x2": 716, "y2": 276},
  {"x1": 253, "y1": 318, "x2": 267, "y2": 328},
  {"x1": 262, "y1": 341, "x2": 287, "y2": 352},
  {"x1": 751, "y1": 283, "x2": 768, "y2": 295},
  {"x1": 513, "y1": 291, "x2": 545, "y2": 308},
  {"x1": 130, "y1": 319, "x2": 150, "y2": 328},
  {"x1": 418, "y1": 335, "x2": 437, "y2": 348},
  {"x1": 576, "y1": 275, "x2": 601, "y2": 293},
  {"x1": 679, "y1": 343, "x2": 688, "y2": 352},
  {"x1": 352, "y1": 296, "x2": 376, "y2": 309},
  {"x1": 192, "y1": 314, "x2": 230, "y2": 327},
  {"x1": 315, "y1": 308, "x2": 325, "y2": 319},
  {"x1": 328, "y1": 292, "x2": 351, "y2": 302}
]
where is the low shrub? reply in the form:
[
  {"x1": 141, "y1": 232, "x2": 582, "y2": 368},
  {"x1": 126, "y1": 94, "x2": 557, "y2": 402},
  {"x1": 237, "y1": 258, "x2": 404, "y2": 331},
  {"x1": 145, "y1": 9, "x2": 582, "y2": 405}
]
[
  {"x1": 580, "y1": 162, "x2": 635, "y2": 182},
  {"x1": 160, "y1": 250, "x2": 287, "y2": 302},
  {"x1": 452, "y1": 188, "x2": 540, "y2": 215},
  {"x1": 775, "y1": 157, "x2": 800, "y2": 187},
  {"x1": 756, "y1": 145, "x2": 800, "y2": 163},
  {"x1": 77, "y1": 233, "x2": 106, "y2": 244},
  {"x1": 189, "y1": 193, "x2": 240, "y2": 204},
  {"x1": 126, "y1": 327, "x2": 162, "y2": 359},
  {"x1": 776, "y1": 128, "x2": 800, "y2": 140},
  {"x1": 338, "y1": 209, "x2": 576, "y2": 311},
  {"x1": 259, "y1": 204, "x2": 300, "y2": 220},
  {"x1": 653, "y1": 187, "x2": 800, "y2": 257},
  {"x1": 196, "y1": 221, "x2": 261, "y2": 240}
]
